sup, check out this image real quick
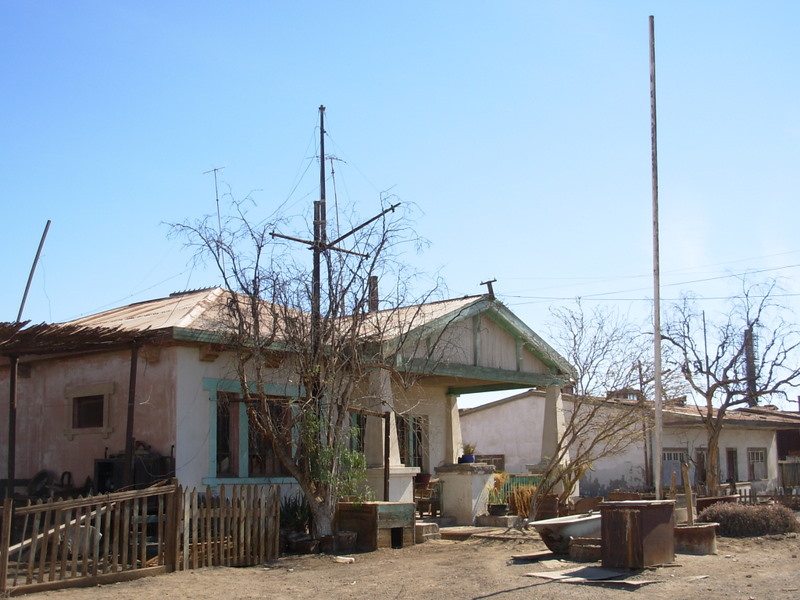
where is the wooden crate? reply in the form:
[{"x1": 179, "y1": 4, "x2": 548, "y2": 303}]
[{"x1": 336, "y1": 502, "x2": 415, "y2": 552}]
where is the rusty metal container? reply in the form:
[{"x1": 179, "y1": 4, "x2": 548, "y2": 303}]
[
  {"x1": 674, "y1": 522, "x2": 718, "y2": 555},
  {"x1": 599, "y1": 499, "x2": 675, "y2": 568}
]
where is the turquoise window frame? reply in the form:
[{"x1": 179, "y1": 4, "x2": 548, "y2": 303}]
[{"x1": 202, "y1": 377, "x2": 303, "y2": 487}]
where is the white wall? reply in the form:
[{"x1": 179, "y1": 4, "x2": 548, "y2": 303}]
[{"x1": 460, "y1": 392, "x2": 546, "y2": 473}]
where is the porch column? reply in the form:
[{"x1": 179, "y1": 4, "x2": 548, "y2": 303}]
[
  {"x1": 527, "y1": 385, "x2": 569, "y2": 494},
  {"x1": 540, "y1": 385, "x2": 566, "y2": 464},
  {"x1": 446, "y1": 394, "x2": 461, "y2": 465},
  {"x1": 363, "y1": 369, "x2": 401, "y2": 468}
]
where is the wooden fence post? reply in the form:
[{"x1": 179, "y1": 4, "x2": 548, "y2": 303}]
[
  {"x1": 164, "y1": 484, "x2": 179, "y2": 571},
  {"x1": 1, "y1": 497, "x2": 14, "y2": 593}
]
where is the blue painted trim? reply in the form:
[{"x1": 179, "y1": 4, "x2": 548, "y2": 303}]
[
  {"x1": 237, "y1": 401, "x2": 248, "y2": 477},
  {"x1": 202, "y1": 377, "x2": 304, "y2": 479},
  {"x1": 208, "y1": 388, "x2": 218, "y2": 478},
  {"x1": 202, "y1": 377, "x2": 305, "y2": 397}
]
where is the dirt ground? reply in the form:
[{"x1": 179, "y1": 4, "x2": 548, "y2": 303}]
[{"x1": 21, "y1": 529, "x2": 800, "y2": 600}]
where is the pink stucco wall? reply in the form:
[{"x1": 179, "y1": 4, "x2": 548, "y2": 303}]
[{"x1": 0, "y1": 345, "x2": 176, "y2": 486}]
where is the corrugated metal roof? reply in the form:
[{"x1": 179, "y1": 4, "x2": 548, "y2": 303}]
[
  {"x1": 65, "y1": 287, "x2": 484, "y2": 339},
  {"x1": 66, "y1": 287, "x2": 227, "y2": 332}
]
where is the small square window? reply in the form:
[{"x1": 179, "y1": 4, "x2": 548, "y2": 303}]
[
  {"x1": 73, "y1": 395, "x2": 105, "y2": 429},
  {"x1": 64, "y1": 382, "x2": 114, "y2": 440}
]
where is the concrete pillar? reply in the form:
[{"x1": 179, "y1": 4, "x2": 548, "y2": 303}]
[
  {"x1": 363, "y1": 369, "x2": 401, "y2": 468},
  {"x1": 434, "y1": 463, "x2": 496, "y2": 525},
  {"x1": 445, "y1": 395, "x2": 461, "y2": 465},
  {"x1": 540, "y1": 385, "x2": 565, "y2": 463},
  {"x1": 527, "y1": 385, "x2": 571, "y2": 494}
]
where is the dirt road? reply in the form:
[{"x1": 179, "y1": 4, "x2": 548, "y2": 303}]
[{"x1": 23, "y1": 530, "x2": 800, "y2": 600}]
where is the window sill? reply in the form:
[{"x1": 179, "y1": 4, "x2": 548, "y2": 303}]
[{"x1": 64, "y1": 426, "x2": 114, "y2": 441}]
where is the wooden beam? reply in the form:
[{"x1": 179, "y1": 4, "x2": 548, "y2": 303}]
[
  {"x1": 123, "y1": 345, "x2": 139, "y2": 488},
  {"x1": 401, "y1": 357, "x2": 569, "y2": 388},
  {"x1": 6, "y1": 356, "x2": 18, "y2": 501}
]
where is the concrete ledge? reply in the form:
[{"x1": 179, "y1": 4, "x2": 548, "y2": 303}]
[
  {"x1": 475, "y1": 514, "x2": 523, "y2": 528},
  {"x1": 435, "y1": 463, "x2": 496, "y2": 475}
]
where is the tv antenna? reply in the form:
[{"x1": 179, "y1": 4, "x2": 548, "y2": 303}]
[{"x1": 203, "y1": 166, "x2": 226, "y2": 273}]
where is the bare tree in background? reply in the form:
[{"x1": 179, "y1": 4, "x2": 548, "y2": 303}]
[
  {"x1": 529, "y1": 302, "x2": 662, "y2": 514},
  {"x1": 173, "y1": 195, "x2": 449, "y2": 537},
  {"x1": 663, "y1": 279, "x2": 800, "y2": 495}
]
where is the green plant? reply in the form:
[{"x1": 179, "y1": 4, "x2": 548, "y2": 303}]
[
  {"x1": 280, "y1": 493, "x2": 311, "y2": 533},
  {"x1": 488, "y1": 472, "x2": 508, "y2": 504},
  {"x1": 697, "y1": 502, "x2": 800, "y2": 537},
  {"x1": 462, "y1": 443, "x2": 476, "y2": 455}
]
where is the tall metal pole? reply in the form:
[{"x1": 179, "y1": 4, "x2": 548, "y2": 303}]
[
  {"x1": 312, "y1": 106, "x2": 326, "y2": 364},
  {"x1": 649, "y1": 15, "x2": 664, "y2": 500}
]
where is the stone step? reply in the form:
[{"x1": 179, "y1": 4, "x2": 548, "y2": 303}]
[
  {"x1": 418, "y1": 515, "x2": 457, "y2": 528},
  {"x1": 415, "y1": 521, "x2": 442, "y2": 543}
]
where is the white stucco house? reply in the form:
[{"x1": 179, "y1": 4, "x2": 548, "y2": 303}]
[
  {"x1": 2, "y1": 287, "x2": 573, "y2": 523},
  {"x1": 460, "y1": 388, "x2": 800, "y2": 497}
]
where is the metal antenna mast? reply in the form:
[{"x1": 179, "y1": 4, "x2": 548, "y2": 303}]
[
  {"x1": 271, "y1": 106, "x2": 400, "y2": 372},
  {"x1": 204, "y1": 166, "x2": 226, "y2": 274}
]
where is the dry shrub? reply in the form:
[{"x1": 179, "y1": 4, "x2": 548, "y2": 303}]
[
  {"x1": 697, "y1": 501, "x2": 800, "y2": 537},
  {"x1": 509, "y1": 485, "x2": 536, "y2": 517}
]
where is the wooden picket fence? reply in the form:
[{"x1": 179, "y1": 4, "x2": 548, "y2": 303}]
[{"x1": 0, "y1": 482, "x2": 280, "y2": 596}]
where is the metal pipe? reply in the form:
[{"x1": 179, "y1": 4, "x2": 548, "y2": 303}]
[{"x1": 17, "y1": 220, "x2": 51, "y2": 323}]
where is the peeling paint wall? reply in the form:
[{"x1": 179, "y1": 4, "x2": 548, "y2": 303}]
[{"x1": 0, "y1": 345, "x2": 175, "y2": 485}]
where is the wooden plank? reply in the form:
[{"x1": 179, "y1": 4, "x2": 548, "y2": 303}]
[
  {"x1": 190, "y1": 488, "x2": 198, "y2": 570},
  {"x1": 23, "y1": 507, "x2": 39, "y2": 584},
  {"x1": 244, "y1": 486, "x2": 252, "y2": 565},
  {"x1": 111, "y1": 500, "x2": 121, "y2": 573},
  {"x1": 47, "y1": 506, "x2": 61, "y2": 582},
  {"x1": 9, "y1": 565, "x2": 168, "y2": 595},
  {"x1": 102, "y1": 500, "x2": 112, "y2": 574},
  {"x1": 91, "y1": 500, "x2": 102, "y2": 577},
  {"x1": 257, "y1": 487, "x2": 265, "y2": 563},
  {"x1": 130, "y1": 498, "x2": 140, "y2": 570},
  {"x1": 121, "y1": 500, "x2": 131, "y2": 570},
  {"x1": 217, "y1": 485, "x2": 227, "y2": 566},
  {"x1": 163, "y1": 483, "x2": 177, "y2": 571},
  {"x1": 232, "y1": 487, "x2": 240, "y2": 565},
  {"x1": 59, "y1": 506, "x2": 72, "y2": 580},
  {"x1": 0, "y1": 498, "x2": 13, "y2": 593},
  {"x1": 156, "y1": 491, "x2": 165, "y2": 566},
  {"x1": 181, "y1": 487, "x2": 190, "y2": 571},
  {"x1": 80, "y1": 503, "x2": 90, "y2": 577},
  {"x1": 13, "y1": 485, "x2": 176, "y2": 516},
  {"x1": 205, "y1": 487, "x2": 212, "y2": 567},
  {"x1": 139, "y1": 494, "x2": 148, "y2": 569},
  {"x1": 36, "y1": 501, "x2": 53, "y2": 583}
]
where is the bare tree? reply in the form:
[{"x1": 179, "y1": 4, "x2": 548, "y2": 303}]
[
  {"x1": 530, "y1": 302, "x2": 660, "y2": 513},
  {"x1": 173, "y1": 192, "x2": 448, "y2": 537},
  {"x1": 663, "y1": 279, "x2": 800, "y2": 495}
]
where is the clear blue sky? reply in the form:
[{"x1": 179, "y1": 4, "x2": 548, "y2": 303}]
[{"x1": 2, "y1": 2, "x2": 798, "y2": 406}]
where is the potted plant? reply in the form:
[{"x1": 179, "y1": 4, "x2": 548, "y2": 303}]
[
  {"x1": 487, "y1": 472, "x2": 509, "y2": 516},
  {"x1": 460, "y1": 443, "x2": 476, "y2": 464}
]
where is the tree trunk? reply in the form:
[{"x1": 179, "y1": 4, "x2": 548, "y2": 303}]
[
  {"x1": 706, "y1": 420, "x2": 723, "y2": 496},
  {"x1": 309, "y1": 497, "x2": 336, "y2": 538}
]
